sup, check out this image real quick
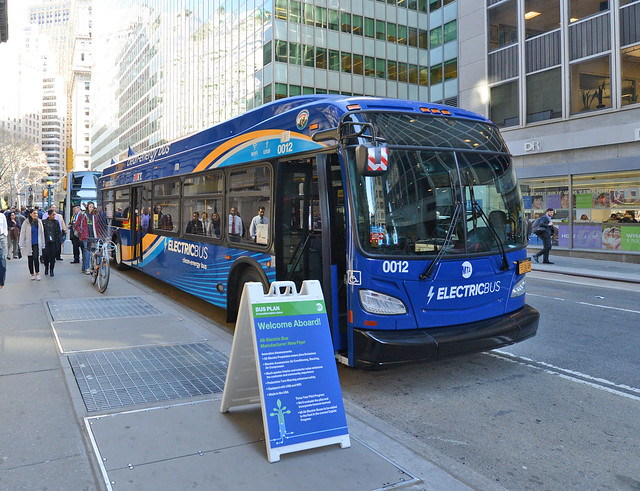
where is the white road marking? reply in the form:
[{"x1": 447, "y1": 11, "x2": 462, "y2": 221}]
[
  {"x1": 488, "y1": 350, "x2": 640, "y2": 403},
  {"x1": 526, "y1": 293, "x2": 566, "y2": 301},
  {"x1": 577, "y1": 302, "x2": 640, "y2": 315},
  {"x1": 528, "y1": 273, "x2": 640, "y2": 292}
]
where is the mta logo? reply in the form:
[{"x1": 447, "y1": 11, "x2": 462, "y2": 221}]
[{"x1": 461, "y1": 261, "x2": 472, "y2": 279}]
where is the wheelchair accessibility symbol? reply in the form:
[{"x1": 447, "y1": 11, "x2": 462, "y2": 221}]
[{"x1": 346, "y1": 270, "x2": 361, "y2": 286}]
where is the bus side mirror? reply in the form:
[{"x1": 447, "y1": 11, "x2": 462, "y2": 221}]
[{"x1": 355, "y1": 144, "x2": 388, "y2": 176}]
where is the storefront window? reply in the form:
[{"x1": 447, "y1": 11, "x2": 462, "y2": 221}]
[
  {"x1": 621, "y1": 44, "x2": 640, "y2": 107},
  {"x1": 521, "y1": 177, "x2": 569, "y2": 248},
  {"x1": 521, "y1": 171, "x2": 640, "y2": 252},
  {"x1": 570, "y1": 55, "x2": 611, "y2": 114},
  {"x1": 488, "y1": 0, "x2": 517, "y2": 51},
  {"x1": 524, "y1": 0, "x2": 560, "y2": 39}
]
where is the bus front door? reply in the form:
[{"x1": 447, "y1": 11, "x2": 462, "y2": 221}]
[{"x1": 276, "y1": 158, "x2": 323, "y2": 288}]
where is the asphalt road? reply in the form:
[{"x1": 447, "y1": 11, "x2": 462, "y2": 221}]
[{"x1": 338, "y1": 272, "x2": 640, "y2": 490}]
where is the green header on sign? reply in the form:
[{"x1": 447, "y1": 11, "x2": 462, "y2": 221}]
[{"x1": 253, "y1": 299, "x2": 327, "y2": 318}]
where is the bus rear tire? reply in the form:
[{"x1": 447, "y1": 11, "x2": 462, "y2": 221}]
[
  {"x1": 114, "y1": 237, "x2": 130, "y2": 271},
  {"x1": 228, "y1": 268, "x2": 266, "y2": 323}
]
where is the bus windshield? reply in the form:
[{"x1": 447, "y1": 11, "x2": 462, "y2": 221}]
[{"x1": 346, "y1": 114, "x2": 527, "y2": 257}]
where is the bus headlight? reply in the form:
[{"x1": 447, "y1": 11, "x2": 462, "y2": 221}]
[
  {"x1": 359, "y1": 289, "x2": 407, "y2": 315},
  {"x1": 510, "y1": 277, "x2": 526, "y2": 298}
]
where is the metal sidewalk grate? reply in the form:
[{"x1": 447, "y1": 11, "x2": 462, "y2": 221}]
[
  {"x1": 68, "y1": 343, "x2": 228, "y2": 412},
  {"x1": 48, "y1": 297, "x2": 161, "y2": 321}
]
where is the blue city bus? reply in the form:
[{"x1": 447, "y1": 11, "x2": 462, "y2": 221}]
[{"x1": 98, "y1": 95, "x2": 539, "y2": 368}]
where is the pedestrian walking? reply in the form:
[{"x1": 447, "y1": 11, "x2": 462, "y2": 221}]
[
  {"x1": 43, "y1": 209, "x2": 62, "y2": 277},
  {"x1": 0, "y1": 211, "x2": 7, "y2": 289},
  {"x1": 18, "y1": 209, "x2": 45, "y2": 280},
  {"x1": 532, "y1": 208, "x2": 555, "y2": 265},
  {"x1": 7, "y1": 211, "x2": 21, "y2": 260},
  {"x1": 76, "y1": 201, "x2": 98, "y2": 274},
  {"x1": 49, "y1": 205, "x2": 67, "y2": 260},
  {"x1": 69, "y1": 205, "x2": 82, "y2": 263}
]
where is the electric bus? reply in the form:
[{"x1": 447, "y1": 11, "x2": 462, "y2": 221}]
[{"x1": 98, "y1": 95, "x2": 539, "y2": 368}]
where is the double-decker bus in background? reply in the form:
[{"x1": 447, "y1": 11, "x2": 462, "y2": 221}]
[{"x1": 98, "y1": 95, "x2": 539, "y2": 368}]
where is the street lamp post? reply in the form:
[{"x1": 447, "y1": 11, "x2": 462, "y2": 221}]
[{"x1": 46, "y1": 179, "x2": 53, "y2": 209}]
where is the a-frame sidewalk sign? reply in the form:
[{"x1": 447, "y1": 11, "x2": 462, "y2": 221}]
[{"x1": 220, "y1": 280, "x2": 350, "y2": 462}]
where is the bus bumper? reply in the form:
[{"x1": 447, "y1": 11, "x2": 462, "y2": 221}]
[{"x1": 351, "y1": 304, "x2": 539, "y2": 369}]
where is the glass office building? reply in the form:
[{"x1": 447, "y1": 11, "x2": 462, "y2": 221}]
[
  {"x1": 459, "y1": 0, "x2": 640, "y2": 260},
  {"x1": 90, "y1": 0, "x2": 460, "y2": 169}
]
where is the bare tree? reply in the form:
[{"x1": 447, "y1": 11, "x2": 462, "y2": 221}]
[{"x1": 0, "y1": 129, "x2": 50, "y2": 207}]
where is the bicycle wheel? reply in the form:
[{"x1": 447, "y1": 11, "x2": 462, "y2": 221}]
[
  {"x1": 90, "y1": 251, "x2": 98, "y2": 285},
  {"x1": 97, "y1": 255, "x2": 110, "y2": 293}
]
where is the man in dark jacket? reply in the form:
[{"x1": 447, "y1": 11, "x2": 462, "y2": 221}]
[
  {"x1": 43, "y1": 209, "x2": 62, "y2": 276},
  {"x1": 532, "y1": 208, "x2": 555, "y2": 264}
]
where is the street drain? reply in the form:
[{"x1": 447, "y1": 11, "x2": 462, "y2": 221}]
[
  {"x1": 48, "y1": 297, "x2": 161, "y2": 322},
  {"x1": 68, "y1": 343, "x2": 228, "y2": 412}
]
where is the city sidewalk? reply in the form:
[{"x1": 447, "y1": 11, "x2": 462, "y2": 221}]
[
  {"x1": 527, "y1": 252, "x2": 640, "y2": 284},
  {"x1": 0, "y1": 253, "x2": 477, "y2": 491}
]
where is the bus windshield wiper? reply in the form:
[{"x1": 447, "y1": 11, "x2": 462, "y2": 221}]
[
  {"x1": 466, "y1": 176, "x2": 510, "y2": 271},
  {"x1": 420, "y1": 201, "x2": 462, "y2": 280}
]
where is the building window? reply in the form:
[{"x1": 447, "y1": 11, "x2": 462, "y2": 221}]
[
  {"x1": 263, "y1": 41, "x2": 272, "y2": 66},
  {"x1": 526, "y1": 67, "x2": 562, "y2": 122},
  {"x1": 263, "y1": 84, "x2": 273, "y2": 103},
  {"x1": 488, "y1": 0, "x2": 517, "y2": 51},
  {"x1": 365, "y1": 17, "x2": 375, "y2": 38},
  {"x1": 341, "y1": 12, "x2": 351, "y2": 33},
  {"x1": 289, "y1": 85, "x2": 301, "y2": 96},
  {"x1": 289, "y1": 0, "x2": 301, "y2": 23},
  {"x1": 303, "y1": 45, "x2": 315, "y2": 67},
  {"x1": 408, "y1": 27, "x2": 418, "y2": 47},
  {"x1": 376, "y1": 20, "x2": 386, "y2": 40},
  {"x1": 418, "y1": 29, "x2": 428, "y2": 49},
  {"x1": 387, "y1": 61, "x2": 397, "y2": 80},
  {"x1": 429, "y1": 0, "x2": 441, "y2": 12},
  {"x1": 303, "y1": 4, "x2": 314, "y2": 25},
  {"x1": 376, "y1": 58, "x2": 386, "y2": 78},
  {"x1": 387, "y1": 23, "x2": 396, "y2": 43},
  {"x1": 315, "y1": 7, "x2": 326, "y2": 28},
  {"x1": 430, "y1": 64, "x2": 443, "y2": 84},
  {"x1": 569, "y1": 0, "x2": 609, "y2": 23},
  {"x1": 275, "y1": 40, "x2": 287, "y2": 63},
  {"x1": 341, "y1": 52, "x2": 352, "y2": 73},
  {"x1": 430, "y1": 26, "x2": 442, "y2": 48},
  {"x1": 398, "y1": 62, "x2": 408, "y2": 82},
  {"x1": 444, "y1": 20, "x2": 457, "y2": 44},
  {"x1": 621, "y1": 44, "x2": 640, "y2": 107},
  {"x1": 353, "y1": 15, "x2": 363, "y2": 36},
  {"x1": 419, "y1": 67, "x2": 429, "y2": 86},
  {"x1": 328, "y1": 9, "x2": 339, "y2": 30},
  {"x1": 524, "y1": 0, "x2": 560, "y2": 39},
  {"x1": 570, "y1": 55, "x2": 611, "y2": 113},
  {"x1": 329, "y1": 50, "x2": 340, "y2": 71},
  {"x1": 409, "y1": 64, "x2": 419, "y2": 84},
  {"x1": 275, "y1": 83, "x2": 288, "y2": 100},
  {"x1": 353, "y1": 54, "x2": 363, "y2": 75},
  {"x1": 289, "y1": 42, "x2": 301, "y2": 65},
  {"x1": 365, "y1": 56, "x2": 375, "y2": 76},
  {"x1": 444, "y1": 58, "x2": 457, "y2": 80},
  {"x1": 490, "y1": 80, "x2": 519, "y2": 127},
  {"x1": 275, "y1": 0, "x2": 287, "y2": 20},
  {"x1": 316, "y1": 47, "x2": 327, "y2": 69},
  {"x1": 398, "y1": 25, "x2": 407, "y2": 45}
]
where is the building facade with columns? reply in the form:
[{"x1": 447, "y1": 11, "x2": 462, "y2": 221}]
[{"x1": 460, "y1": 0, "x2": 640, "y2": 261}]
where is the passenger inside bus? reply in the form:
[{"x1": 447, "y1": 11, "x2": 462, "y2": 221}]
[
  {"x1": 211, "y1": 212, "x2": 221, "y2": 238},
  {"x1": 186, "y1": 212, "x2": 204, "y2": 235},
  {"x1": 228, "y1": 207, "x2": 243, "y2": 241}
]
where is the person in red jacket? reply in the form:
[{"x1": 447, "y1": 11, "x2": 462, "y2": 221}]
[{"x1": 76, "y1": 201, "x2": 98, "y2": 274}]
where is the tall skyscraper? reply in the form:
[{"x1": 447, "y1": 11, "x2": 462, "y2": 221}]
[{"x1": 90, "y1": 0, "x2": 460, "y2": 169}]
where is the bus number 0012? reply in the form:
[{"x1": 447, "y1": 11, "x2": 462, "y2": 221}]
[
  {"x1": 277, "y1": 142, "x2": 293, "y2": 154},
  {"x1": 382, "y1": 260, "x2": 409, "y2": 273}
]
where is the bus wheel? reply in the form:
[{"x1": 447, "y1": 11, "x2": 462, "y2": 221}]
[
  {"x1": 113, "y1": 237, "x2": 130, "y2": 271},
  {"x1": 229, "y1": 268, "x2": 265, "y2": 322}
]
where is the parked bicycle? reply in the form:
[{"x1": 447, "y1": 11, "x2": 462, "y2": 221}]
[{"x1": 89, "y1": 238, "x2": 116, "y2": 293}]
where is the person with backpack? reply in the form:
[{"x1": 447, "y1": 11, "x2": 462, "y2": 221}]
[{"x1": 531, "y1": 208, "x2": 555, "y2": 264}]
